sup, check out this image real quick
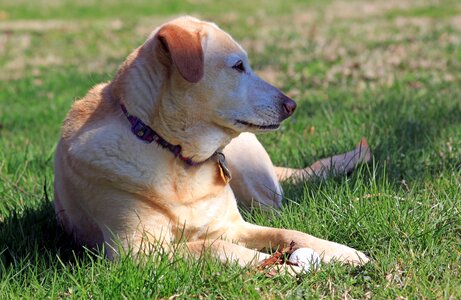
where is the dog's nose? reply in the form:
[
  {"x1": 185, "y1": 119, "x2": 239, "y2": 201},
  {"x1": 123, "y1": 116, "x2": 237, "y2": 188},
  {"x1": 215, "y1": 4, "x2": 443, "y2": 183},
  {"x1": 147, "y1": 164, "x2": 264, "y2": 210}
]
[{"x1": 282, "y1": 97, "x2": 297, "y2": 116}]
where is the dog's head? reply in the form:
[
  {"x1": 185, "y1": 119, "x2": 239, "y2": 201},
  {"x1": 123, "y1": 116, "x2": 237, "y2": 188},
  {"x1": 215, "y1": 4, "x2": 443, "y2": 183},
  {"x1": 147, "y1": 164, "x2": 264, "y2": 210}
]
[{"x1": 151, "y1": 16, "x2": 296, "y2": 134}]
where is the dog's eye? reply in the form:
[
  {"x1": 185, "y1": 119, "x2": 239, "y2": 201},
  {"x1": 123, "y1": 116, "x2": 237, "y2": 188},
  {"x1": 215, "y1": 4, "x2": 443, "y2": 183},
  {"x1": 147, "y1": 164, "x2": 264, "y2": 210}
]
[{"x1": 232, "y1": 60, "x2": 245, "y2": 73}]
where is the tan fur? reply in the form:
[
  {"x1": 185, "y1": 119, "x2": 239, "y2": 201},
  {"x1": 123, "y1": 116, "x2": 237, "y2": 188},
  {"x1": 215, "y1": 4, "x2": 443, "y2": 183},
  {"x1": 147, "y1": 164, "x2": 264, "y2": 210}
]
[{"x1": 54, "y1": 16, "x2": 370, "y2": 268}]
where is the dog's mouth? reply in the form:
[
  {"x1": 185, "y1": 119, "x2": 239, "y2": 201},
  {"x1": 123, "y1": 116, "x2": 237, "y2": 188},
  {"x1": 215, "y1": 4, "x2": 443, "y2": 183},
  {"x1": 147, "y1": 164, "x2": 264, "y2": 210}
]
[{"x1": 236, "y1": 120, "x2": 280, "y2": 130}]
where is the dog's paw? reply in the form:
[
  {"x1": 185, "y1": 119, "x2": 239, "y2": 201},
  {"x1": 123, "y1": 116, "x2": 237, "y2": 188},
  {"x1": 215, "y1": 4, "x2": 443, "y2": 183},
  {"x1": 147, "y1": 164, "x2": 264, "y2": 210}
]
[
  {"x1": 355, "y1": 137, "x2": 372, "y2": 164},
  {"x1": 322, "y1": 246, "x2": 370, "y2": 266}
]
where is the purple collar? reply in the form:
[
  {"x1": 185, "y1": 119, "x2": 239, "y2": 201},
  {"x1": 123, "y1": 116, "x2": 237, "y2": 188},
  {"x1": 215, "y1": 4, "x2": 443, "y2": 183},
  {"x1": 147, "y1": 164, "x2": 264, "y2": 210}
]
[{"x1": 120, "y1": 104, "x2": 201, "y2": 166}]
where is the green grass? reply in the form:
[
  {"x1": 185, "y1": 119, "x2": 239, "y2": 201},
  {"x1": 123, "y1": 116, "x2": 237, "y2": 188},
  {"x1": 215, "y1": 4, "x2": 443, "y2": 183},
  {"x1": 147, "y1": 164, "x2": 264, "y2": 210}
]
[
  {"x1": 385, "y1": 2, "x2": 461, "y2": 19},
  {"x1": 0, "y1": 0, "x2": 312, "y2": 20},
  {"x1": 1, "y1": 0, "x2": 461, "y2": 298}
]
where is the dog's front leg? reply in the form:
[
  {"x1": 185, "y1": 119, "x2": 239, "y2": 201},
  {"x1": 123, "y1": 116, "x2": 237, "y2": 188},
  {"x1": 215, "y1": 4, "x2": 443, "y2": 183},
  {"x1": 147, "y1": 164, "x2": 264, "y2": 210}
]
[
  {"x1": 233, "y1": 222, "x2": 369, "y2": 266},
  {"x1": 102, "y1": 228, "x2": 271, "y2": 267},
  {"x1": 178, "y1": 239, "x2": 269, "y2": 266},
  {"x1": 178, "y1": 240, "x2": 306, "y2": 276}
]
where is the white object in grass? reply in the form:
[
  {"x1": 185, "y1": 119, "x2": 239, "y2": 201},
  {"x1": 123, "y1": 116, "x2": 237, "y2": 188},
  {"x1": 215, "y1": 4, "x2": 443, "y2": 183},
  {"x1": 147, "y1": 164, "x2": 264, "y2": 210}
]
[{"x1": 288, "y1": 248, "x2": 321, "y2": 273}]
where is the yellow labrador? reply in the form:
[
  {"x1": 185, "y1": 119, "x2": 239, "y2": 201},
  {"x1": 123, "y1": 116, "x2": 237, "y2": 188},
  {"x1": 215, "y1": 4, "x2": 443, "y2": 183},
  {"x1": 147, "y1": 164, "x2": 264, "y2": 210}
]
[{"x1": 54, "y1": 16, "x2": 370, "y2": 268}]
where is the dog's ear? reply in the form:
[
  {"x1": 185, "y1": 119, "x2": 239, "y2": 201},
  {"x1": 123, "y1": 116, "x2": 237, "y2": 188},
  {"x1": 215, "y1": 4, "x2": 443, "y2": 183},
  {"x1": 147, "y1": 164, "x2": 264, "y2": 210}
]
[{"x1": 157, "y1": 24, "x2": 204, "y2": 83}]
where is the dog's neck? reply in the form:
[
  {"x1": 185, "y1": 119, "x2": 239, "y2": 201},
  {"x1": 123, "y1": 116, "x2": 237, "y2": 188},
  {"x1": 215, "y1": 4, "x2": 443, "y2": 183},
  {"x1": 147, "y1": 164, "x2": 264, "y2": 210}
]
[
  {"x1": 113, "y1": 50, "x2": 236, "y2": 164},
  {"x1": 152, "y1": 93, "x2": 236, "y2": 163}
]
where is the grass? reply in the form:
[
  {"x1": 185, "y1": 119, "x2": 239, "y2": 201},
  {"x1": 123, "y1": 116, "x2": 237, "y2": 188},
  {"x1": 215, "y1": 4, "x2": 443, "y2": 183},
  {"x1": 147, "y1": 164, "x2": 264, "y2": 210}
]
[{"x1": 1, "y1": 0, "x2": 461, "y2": 298}]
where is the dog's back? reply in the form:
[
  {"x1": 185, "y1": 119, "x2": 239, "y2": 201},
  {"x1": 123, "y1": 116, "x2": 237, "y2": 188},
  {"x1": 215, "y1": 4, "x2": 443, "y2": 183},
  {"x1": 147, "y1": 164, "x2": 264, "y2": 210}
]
[{"x1": 54, "y1": 83, "x2": 112, "y2": 247}]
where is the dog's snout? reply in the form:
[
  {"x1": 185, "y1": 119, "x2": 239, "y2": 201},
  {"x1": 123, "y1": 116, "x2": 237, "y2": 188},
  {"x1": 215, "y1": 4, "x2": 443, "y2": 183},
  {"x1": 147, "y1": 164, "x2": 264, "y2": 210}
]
[{"x1": 282, "y1": 97, "x2": 297, "y2": 117}]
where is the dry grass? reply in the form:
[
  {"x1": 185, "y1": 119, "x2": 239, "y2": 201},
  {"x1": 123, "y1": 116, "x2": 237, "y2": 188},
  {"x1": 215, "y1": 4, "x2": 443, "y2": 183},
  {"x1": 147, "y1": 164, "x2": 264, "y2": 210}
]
[{"x1": 1, "y1": 0, "x2": 460, "y2": 89}]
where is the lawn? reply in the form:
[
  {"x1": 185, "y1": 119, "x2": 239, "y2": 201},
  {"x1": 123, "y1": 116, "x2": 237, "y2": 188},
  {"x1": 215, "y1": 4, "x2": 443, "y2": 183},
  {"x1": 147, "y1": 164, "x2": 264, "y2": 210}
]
[{"x1": 1, "y1": 0, "x2": 460, "y2": 298}]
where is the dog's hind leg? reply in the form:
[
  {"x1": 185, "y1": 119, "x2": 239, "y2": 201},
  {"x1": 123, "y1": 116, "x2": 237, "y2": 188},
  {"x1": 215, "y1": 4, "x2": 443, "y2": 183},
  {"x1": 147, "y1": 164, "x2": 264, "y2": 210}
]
[
  {"x1": 273, "y1": 137, "x2": 372, "y2": 182},
  {"x1": 223, "y1": 133, "x2": 371, "y2": 209},
  {"x1": 223, "y1": 132, "x2": 283, "y2": 210}
]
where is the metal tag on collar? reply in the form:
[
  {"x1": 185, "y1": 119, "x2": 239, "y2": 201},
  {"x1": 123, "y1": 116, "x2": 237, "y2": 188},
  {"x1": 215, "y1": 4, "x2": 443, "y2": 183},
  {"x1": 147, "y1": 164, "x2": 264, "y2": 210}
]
[
  {"x1": 132, "y1": 120, "x2": 147, "y2": 139},
  {"x1": 217, "y1": 152, "x2": 232, "y2": 184}
]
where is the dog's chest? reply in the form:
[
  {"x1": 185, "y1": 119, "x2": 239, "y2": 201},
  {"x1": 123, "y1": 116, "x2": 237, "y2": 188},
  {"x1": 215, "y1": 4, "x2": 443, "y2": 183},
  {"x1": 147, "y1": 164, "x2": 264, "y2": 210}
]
[
  {"x1": 171, "y1": 186, "x2": 239, "y2": 240},
  {"x1": 70, "y1": 120, "x2": 239, "y2": 238}
]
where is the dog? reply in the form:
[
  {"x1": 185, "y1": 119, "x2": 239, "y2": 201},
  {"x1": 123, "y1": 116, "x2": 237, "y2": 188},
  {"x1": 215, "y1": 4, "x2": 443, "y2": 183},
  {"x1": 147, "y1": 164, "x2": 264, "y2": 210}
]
[{"x1": 54, "y1": 16, "x2": 371, "y2": 271}]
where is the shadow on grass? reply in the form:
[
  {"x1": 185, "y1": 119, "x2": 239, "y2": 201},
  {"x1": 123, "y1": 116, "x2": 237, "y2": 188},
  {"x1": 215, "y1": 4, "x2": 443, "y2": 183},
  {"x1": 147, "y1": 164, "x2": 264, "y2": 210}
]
[
  {"x1": 369, "y1": 86, "x2": 461, "y2": 182},
  {"x1": 280, "y1": 83, "x2": 461, "y2": 202},
  {"x1": 0, "y1": 197, "x2": 86, "y2": 271}
]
